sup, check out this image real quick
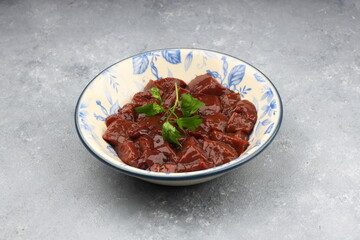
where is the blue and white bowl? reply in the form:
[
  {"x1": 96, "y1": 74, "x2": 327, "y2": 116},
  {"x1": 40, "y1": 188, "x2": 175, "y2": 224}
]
[{"x1": 75, "y1": 48, "x2": 283, "y2": 186}]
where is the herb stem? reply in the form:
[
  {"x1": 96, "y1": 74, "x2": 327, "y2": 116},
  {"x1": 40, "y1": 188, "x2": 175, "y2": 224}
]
[
  {"x1": 166, "y1": 110, "x2": 172, "y2": 122},
  {"x1": 174, "y1": 83, "x2": 179, "y2": 107},
  {"x1": 166, "y1": 83, "x2": 180, "y2": 122},
  {"x1": 171, "y1": 109, "x2": 179, "y2": 119}
]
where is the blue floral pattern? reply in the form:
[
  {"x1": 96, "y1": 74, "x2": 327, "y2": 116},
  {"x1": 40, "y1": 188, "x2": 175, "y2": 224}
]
[
  {"x1": 150, "y1": 54, "x2": 160, "y2": 80},
  {"x1": 206, "y1": 56, "x2": 246, "y2": 91},
  {"x1": 102, "y1": 69, "x2": 119, "y2": 92},
  {"x1": 133, "y1": 52, "x2": 162, "y2": 79},
  {"x1": 161, "y1": 49, "x2": 181, "y2": 64},
  {"x1": 79, "y1": 103, "x2": 91, "y2": 131},
  {"x1": 254, "y1": 73, "x2": 266, "y2": 82},
  {"x1": 260, "y1": 99, "x2": 277, "y2": 119},
  {"x1": 132, "y1": 54, "x2": 149, "y2": 74},
  {"x1": 227, "y1": 64, "x2": 246, "y2": 90},
  {"x1": 261, "y1": 85, "x2": 274, "y2": 103},
  {"x1": 184, "y1": 51, "x2": 193, "y2": 71},
  {"x1": 239, "y1": 85, "x2": 252, "y2": 98},
  {"x1": 93, "y1": 89, "x2": 120, "y2": 121},
  {"x1": 107, "y1": 145, "x2": 117, "y2": 156},
  {"x1": 132, "y1": 51, "x2": 184, "y2": 80},
  {"x1": 78, "y1": 103, "x2": 99, "y2": 142}
]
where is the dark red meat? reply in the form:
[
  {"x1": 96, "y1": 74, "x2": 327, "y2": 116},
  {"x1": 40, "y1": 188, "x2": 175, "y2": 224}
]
[
  {"x1": 210, "y1": 130, "x2": 249, "y2": 155},
  {"x1": 188, "y1": 74, "x2": 229, "y2": 96},
  {"x1": 102, "y1": 74, "x2": 257, "y2": 173},
  {"x1": 226, "y1": 112, "x2": 254, "y2": 133},
  {"x1": 202, "y1": 139, "x2": 238, "y2": 166},
  {"x1": 193, "y1": 94, "x2": 222, "y2": 115},
  {"x1": 231, "y1": 100, "x2": 257, "y2": 124},
  {"x1": 220, "y1": 93, "x2": 241, "y2": 116}
]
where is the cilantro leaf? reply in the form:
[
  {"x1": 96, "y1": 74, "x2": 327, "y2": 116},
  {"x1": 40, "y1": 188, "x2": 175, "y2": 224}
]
[
  {"x1": 135, "y1": 102, "x2": 165, "y2": 117},
  {"x1": 180, "y1": 93, "x2": 205, "y2": 117},
  {"x1": 162, "y1": 121, "x2": 182, "y2": 146},
  {"x1": 151, "y1": 87, "x2": 162, "y2": 102},
  {"x1": 176, "y1": 115, "x2": 203, "y2": 132}
]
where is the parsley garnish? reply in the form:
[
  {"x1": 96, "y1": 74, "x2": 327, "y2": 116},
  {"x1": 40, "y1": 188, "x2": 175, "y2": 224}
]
[
  {"x1": 134, "y1": 84, "x2": 204, "y2": 146},
  {"x1": 162, "y1": 122, "x2": 182, "y2": 146},
  {"x1": 181, "y1": 94, "x2": 205, "y2": 117},
  {"x1": 135, "y1": 102, "x2": 165, "y2": 117},
  {"x1": 151, "y1": 87, "x2": 162, "y2": 103},
  {"x1": 176, "y1": 115, "x2": 202, "y2": 132}
]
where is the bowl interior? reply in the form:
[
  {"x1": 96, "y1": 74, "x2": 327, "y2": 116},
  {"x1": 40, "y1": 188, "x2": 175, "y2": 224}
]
[{"x1": 76, "y1": 49, "x2": 282, "y2": 178}]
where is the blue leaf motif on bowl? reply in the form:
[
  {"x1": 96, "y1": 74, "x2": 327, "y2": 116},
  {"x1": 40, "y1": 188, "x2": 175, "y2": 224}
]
[
  {"x1": 95, "y1": 99, "x2": 120, "y2": 120},
  {"x1": 79, "y1": 103, "x2": 88, "y2": 109},
  {"x1": 206, "y1": 70, "x2": 222, "y2": 81},
  {"x1": 260, "y1": 99, "x2": 277, "y2": 119},
  {"x1": 184, "y1": 51, "x2": 193, "y2": 71},
  {"x1": 78, "y1": 103, "x2": 99, "y2": 142},
  {"x1": 227, "y1": 64, "x2": 246, "y2": 90},
  {"x1": 261, "y1": 118, "x2": 272, "y2": 126},
  {"x1": 106, "y1": 145, "x2": 117, "y2": 156},
  {"x1": 261, "y1": 85, "x2": 274, "y2": 103},
  {"x1": 79, "y1": 109, "x2": 90, "y2": 130},
  {"x1": 93, "y1": 113, "x2": 105, "y2": 121},
  {"x1": 254, "y1": 140, "x2": 262, "y2": 147},
  {"x1": 109, "y1": 100, "x2": 120, "y2": 115},
  {"x1": 132, "y1": 54, "x2": 149, "y2": 74},
  {"x1": 96, "y1": 100, "x2": 109, "y2": 116},
  {"x1": 197, "y1": 54, "x2": 207, "y2": 69},
  {"x1": 203, "y1": 50, "x2": 217, "y2": 59},
  {"x1": 102, "y1": 69, "x2": 119, "y2": 92},
  {"x1": 150, "y1": 59, "x2": 160, "y2": 80},
  {"x1": 161, "y1": 50, "x2": 181, "y2": 64},
  {"x1": 254, "y1": 73, "x2": 266, "y2": 82},
  {"x1": 264, "y1": 122, "x2": 275, "y2": 134},
  {"x1": 239, "y1": 85, "x2": 252, "y2": 98},
  {"x1": 206, "y1": 56, "x2": 229, "y2": 86},
  {"x1": 222, "y1": 56, "x2": 228, "y2": 81}
]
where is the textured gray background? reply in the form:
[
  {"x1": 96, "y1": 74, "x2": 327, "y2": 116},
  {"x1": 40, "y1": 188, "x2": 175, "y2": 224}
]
[{"x1": 1, "y1": 0, "x2": 359, "y2": 239}]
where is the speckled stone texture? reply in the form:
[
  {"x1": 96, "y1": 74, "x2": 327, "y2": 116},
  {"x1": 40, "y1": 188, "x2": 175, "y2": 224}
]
[{"x1": 1, "y1": 0, "x2": 359, "y2": 239}]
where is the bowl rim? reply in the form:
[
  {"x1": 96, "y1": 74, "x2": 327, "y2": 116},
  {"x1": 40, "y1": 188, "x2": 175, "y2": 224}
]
[{"x1": 74, "y1": 48, "x2": 283, "y2": 181}]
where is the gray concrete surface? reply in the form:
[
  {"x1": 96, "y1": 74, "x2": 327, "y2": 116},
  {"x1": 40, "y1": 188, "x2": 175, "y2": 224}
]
[{"x1": 1, "y1": 0, "x2": 360, "y2": 239}]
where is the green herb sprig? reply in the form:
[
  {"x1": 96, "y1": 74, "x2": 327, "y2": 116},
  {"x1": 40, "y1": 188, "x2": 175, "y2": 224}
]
[{"x1": 135, "y1": 84, "x2": 204, "y2": 146}]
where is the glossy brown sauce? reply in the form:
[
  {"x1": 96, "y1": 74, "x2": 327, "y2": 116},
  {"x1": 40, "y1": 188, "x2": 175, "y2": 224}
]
[{"x1": 103, "y1": 74, "x2": 257, "y2": 173}]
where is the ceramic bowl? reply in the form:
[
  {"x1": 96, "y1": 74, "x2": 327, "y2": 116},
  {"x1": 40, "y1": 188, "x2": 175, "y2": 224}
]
[{"x1": 75, "y1": 48, "x2": 283, "y2": 186}]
